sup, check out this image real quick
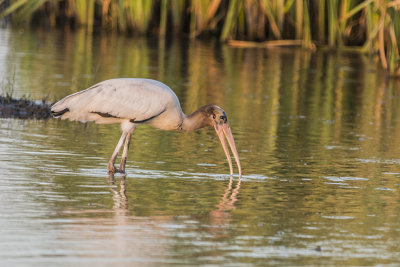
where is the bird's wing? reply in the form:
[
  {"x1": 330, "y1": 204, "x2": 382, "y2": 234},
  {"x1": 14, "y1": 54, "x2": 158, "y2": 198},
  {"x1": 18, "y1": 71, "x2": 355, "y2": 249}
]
[{"x1": 51, "y1": 78, "x2": 178, "y2": 122}]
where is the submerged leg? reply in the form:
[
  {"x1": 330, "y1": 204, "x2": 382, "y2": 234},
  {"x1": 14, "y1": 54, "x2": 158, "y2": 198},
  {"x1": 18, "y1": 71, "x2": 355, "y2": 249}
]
[
  {"x1": 119, "y1": 128, "x2": 135, "y2": 173},
  {"x1": 108, "y1": 131, "x2": 128, "y2": 173}
]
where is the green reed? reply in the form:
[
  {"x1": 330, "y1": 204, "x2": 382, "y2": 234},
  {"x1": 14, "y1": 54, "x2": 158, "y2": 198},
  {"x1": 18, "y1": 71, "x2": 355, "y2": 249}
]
[{"x1": 1, "y1": 0, "x2": 400, "y2": 76}]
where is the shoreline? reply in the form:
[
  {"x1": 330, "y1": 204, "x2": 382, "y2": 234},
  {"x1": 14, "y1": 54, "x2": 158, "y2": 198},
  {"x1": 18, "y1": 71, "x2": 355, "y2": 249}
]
[{"x1": 0, "y1": 95, "x2": 52, "y2": 119}]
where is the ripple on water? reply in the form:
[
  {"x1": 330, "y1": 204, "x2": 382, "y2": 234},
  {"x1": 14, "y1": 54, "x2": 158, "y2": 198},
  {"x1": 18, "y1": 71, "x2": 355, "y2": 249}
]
[
  {"x1": 321, "y1": 215, "x2": 354, "y2": 220},
  {"x1": 375, "y1": 187, "x2": 396, "y2": 191},
  {"x1": 323, "y1": 176, "x2": 369, "y2": 182},
  {"x1": 358, "y1": 158, "x2": 400, "y2": 165},
  {"x1": 197, "y1": 163, "x2": 217, "y2": 167},
  {"x1": 325, "y1": 145, "x2": 361, "y2": 151},
  {"x1": 242, "y1": 174, "x2": 275, "y2": 181},
  {"x1": 76, "y1": 166, "x2": 274, "y2": 182}
]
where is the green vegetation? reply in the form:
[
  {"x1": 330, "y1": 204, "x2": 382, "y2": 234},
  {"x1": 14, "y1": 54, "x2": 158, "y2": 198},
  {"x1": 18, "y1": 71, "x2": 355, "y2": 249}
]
[
  {"x1": 1, "y1": 0, "x2": 400, "y2": 76},
  {"x1": 0, "y1": 72, "x2": 51, "y2": 119}
]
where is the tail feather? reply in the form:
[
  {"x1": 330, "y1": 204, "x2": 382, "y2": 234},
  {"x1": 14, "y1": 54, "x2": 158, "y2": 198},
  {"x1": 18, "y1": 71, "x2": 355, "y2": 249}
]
[
  {"x1": 51, "y1": 107, "x2": 69, "y2": 118},
  {"x1": 50, "y1": 86, "x2": 95, "y2": 121}
]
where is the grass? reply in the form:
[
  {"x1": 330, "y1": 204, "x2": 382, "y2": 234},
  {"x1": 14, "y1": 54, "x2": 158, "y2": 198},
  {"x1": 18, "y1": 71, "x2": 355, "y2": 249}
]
[
  {"x1": 1, "y1": 0, "x2": 400, "y2": 76},
  {"x1": 0, "y1": 75, "x2": 52, "y2": 119}
]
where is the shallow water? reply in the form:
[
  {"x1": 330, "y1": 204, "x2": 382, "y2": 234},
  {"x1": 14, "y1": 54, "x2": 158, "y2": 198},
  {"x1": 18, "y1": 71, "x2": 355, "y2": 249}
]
[{"x1": 1, "y1": 27, "x2": 400, "y2": 266}]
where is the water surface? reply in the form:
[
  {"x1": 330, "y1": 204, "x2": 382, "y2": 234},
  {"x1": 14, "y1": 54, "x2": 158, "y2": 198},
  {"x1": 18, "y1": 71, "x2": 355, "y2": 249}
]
[{"x1": 1, "y1": 28, "x2": 400, "y2": 266}]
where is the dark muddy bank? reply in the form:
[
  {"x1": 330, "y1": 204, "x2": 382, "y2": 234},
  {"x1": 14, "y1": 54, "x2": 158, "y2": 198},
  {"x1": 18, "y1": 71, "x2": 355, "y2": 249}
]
[{"x1": 0, "y1": 95, "x2": 52, "y2": 119}]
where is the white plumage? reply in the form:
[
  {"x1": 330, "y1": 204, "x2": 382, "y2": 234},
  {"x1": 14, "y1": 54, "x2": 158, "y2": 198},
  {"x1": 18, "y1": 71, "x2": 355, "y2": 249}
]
[
  {"x1": 52, "y1": 78, "x2": 183, "y2": 130},
  {"x1": 51, "y1": 78, "x2": 242, "y2": 175}
]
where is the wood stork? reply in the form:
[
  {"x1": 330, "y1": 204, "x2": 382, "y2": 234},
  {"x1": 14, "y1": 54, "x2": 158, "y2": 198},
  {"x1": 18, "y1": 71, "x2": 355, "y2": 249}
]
[{"x1": 51, "y1": 78, "x2": 241, "y2": 176}]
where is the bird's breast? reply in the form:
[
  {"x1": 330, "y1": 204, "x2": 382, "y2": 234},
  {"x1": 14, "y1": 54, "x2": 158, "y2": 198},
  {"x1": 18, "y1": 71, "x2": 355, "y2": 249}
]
[{"x1": 146, "y1": 107, "x2": 184, "y2": 131}]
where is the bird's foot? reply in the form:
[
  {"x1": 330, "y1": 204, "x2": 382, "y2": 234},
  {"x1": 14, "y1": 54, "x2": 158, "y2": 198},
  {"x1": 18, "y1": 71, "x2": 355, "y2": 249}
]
[
  {"x1": 107, "y1": 163, "x2": 127, "y2": 174},
  {"x1": 107, "y1": 162, "x2": 117, "y2": 173}
]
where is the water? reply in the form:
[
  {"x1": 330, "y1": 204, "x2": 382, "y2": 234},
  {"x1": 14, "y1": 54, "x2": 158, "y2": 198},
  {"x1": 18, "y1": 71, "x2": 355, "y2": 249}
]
[{"x1": 1, "y1": 27, "x2": 400, "y2": 266}]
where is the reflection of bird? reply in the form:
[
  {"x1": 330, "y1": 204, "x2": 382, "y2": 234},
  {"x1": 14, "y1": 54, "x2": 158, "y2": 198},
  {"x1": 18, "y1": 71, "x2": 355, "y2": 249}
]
[
  {"x1": 109, "y1": 173, "x2": 128, "y2": 210},
  {"x1": 51, "y1": 78, "x2": 241, "y2": 175},
  {"x1": 210, "y1": 176, "x2": 241, "y2": 227}
]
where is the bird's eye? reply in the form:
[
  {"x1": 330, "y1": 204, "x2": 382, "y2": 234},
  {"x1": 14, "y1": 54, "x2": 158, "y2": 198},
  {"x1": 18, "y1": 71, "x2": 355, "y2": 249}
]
[{"x1": 220, "y1": 116, "x2": 224, "y2": 120}]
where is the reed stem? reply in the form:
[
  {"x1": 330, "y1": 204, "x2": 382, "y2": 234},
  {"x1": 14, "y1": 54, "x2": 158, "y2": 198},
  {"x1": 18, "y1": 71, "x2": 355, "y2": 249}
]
[{"x1": 0, "y1": 0, "x2": 399, "y2": 76}]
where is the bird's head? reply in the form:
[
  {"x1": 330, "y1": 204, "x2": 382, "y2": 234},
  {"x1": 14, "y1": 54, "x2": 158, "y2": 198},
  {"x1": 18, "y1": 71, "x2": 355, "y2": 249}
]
[
  {"x1": 202, "y1": 105, "x2": 242, "y2": 176},
  {"x1": 207, "y1": 105, "x2": 228, "y2": 125}
]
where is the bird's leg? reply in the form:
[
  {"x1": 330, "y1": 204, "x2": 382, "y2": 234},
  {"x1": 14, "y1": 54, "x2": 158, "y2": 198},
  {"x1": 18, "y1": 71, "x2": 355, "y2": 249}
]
[
  {"x1": 119, "y1": 128, "x2": 134, "y2": 173},
  {"x1": 108, "y1": 131, "x2": 128, "y2": 173}
]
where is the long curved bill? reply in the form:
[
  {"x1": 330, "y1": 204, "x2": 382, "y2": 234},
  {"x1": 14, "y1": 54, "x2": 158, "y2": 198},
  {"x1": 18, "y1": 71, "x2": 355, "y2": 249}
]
[{"x1": 214, "y1": 123, "x2": 242, "y2": 176}]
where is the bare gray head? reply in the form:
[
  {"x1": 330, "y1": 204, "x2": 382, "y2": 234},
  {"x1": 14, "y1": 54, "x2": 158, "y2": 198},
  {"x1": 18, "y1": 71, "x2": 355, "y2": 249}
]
[{"x1": 182, "y1": 104, "x2": 242, "y2": 176}]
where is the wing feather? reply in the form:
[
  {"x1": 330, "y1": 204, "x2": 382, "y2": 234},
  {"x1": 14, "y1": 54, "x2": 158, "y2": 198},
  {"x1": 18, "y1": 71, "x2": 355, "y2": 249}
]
[{"x1": 51, "y1": 78, "x2": 178, "y2": 123}]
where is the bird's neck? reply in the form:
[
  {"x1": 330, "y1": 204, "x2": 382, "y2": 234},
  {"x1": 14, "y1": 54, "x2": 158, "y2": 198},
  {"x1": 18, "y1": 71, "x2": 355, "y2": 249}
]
[{"x1": 179, "y1": 107, "x2": 211, "y2": 132}]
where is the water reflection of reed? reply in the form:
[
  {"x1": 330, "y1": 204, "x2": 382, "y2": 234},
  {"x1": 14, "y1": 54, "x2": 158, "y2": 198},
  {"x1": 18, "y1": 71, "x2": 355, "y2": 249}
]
[
  {"x1": 6, "y1": 30, "x2": 400, "y2": 177},
  {"x1": 4, "y1": 29, "x2": 400, "y2": 263}
]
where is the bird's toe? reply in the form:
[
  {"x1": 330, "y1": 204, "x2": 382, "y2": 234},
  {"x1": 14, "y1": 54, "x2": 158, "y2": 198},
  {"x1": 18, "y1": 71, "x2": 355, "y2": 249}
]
[{"x1": 107, "y1": 163, "x2": 117, "y2": 173}]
